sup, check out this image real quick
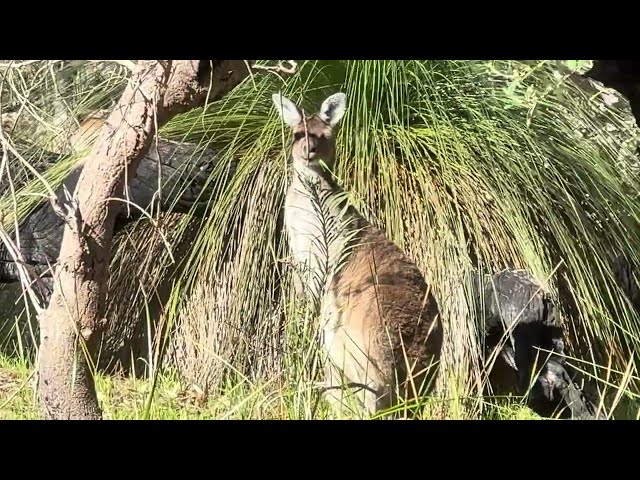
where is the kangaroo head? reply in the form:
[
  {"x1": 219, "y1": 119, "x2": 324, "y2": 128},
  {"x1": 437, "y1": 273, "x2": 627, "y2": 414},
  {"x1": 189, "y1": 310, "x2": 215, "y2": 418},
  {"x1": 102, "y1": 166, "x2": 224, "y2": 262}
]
[{"x1": 272, "y1": 92, "x2": 347, "y2": 172}]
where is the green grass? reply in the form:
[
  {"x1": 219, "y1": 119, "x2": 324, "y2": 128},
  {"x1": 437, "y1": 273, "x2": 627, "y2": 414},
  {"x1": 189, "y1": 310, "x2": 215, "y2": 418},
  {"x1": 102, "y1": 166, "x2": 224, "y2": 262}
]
[{"x1": 0, "y1": 353, "x2": 549, "y2": 420}]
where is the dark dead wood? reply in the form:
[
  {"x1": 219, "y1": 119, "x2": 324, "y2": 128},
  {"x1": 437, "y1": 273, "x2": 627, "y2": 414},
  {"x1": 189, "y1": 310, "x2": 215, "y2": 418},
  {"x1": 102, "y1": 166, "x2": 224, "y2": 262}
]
[
  {"x1": 475, "y1": 268, "x2": 599, "y2": 419},
  {"x1": 1, "y1": 138, "x2": 235, "y2": 285}
]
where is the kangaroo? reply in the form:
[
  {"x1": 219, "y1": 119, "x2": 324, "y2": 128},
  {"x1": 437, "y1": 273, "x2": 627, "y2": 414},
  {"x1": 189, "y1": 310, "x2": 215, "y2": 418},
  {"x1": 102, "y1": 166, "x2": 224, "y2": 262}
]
[{"x1": 272, "y1": 92, "x2": 443, "y2": 417}]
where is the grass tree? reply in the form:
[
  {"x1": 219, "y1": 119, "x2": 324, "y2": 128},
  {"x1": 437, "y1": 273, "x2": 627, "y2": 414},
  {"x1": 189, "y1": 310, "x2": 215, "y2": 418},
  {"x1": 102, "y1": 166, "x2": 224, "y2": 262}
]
[
  {"x1": 160, "y1": 60, "x2": 640, "y2": 417},
  {"x1": 1, "y1": 59, "x2": 639, "y2": 419}
]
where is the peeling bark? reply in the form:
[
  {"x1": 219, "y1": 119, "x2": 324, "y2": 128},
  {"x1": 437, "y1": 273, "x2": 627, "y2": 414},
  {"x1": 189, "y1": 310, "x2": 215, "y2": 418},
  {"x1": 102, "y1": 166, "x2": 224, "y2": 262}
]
[{"x1": 37, "y1": 60, "x2": 249, "y2": 420}]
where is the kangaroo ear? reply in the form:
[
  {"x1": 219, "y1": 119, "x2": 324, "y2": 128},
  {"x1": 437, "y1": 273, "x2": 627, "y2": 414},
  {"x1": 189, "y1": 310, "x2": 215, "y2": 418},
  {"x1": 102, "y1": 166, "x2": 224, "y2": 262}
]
[
  {"x1": 272, "y1": 93, "x2": 303, "y2": 127},
  {"x1": 319, "y1": 92, "x2": 347, "y2": 127}
]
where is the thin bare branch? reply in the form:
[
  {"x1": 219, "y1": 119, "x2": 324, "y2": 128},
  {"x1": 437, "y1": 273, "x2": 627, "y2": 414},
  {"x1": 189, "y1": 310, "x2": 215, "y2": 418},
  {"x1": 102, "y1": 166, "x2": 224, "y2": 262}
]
[{"x1": 251, "y1": 60, "x2": 298, "y2": 75}]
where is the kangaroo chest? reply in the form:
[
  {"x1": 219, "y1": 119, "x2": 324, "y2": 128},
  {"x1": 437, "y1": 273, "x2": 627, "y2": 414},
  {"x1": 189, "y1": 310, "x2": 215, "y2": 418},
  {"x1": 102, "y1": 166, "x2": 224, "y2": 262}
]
[{"x1": 284, "y1": 176, "x2": 355, "y2": 301}]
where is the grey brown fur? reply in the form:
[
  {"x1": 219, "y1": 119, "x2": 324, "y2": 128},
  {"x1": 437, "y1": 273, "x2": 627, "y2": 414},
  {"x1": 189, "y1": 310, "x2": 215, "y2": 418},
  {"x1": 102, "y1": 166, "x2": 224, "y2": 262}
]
[{"x1": 273, "y1": 92, "x2": 443, "y2": 417}]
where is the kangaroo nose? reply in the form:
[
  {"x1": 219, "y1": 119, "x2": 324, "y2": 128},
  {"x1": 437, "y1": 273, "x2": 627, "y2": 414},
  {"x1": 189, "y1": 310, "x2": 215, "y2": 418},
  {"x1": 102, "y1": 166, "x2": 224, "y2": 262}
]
[{"x1": 302, "y1": 141, "x2": 317, "y2": 157}]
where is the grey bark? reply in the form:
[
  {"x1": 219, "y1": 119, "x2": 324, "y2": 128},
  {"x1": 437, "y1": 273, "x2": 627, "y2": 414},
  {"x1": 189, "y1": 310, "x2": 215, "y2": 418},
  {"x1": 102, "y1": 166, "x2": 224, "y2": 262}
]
[
  {"x1": 473, "y1": 268, "x2": 599, "y2": 419},
  {"x1": 583, "y1": 60, "x2": 640, "y2": 127}
]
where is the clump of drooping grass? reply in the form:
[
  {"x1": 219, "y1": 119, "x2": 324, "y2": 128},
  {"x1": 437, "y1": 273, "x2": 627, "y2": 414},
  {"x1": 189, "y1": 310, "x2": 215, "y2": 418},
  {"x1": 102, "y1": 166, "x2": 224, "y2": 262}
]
[
  {"x1": 114, "y1": 60, "x2": 640, "y2": 415},
  {"x1": 3, "y1": 60, "x2": 640, "y2": 419}
]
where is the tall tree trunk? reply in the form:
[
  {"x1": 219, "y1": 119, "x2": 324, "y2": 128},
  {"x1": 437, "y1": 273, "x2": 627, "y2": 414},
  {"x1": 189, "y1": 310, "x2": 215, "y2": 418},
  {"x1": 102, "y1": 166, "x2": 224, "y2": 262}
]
[{"x1": 37, "y1": 60, "x2": 250, "y2": 420}]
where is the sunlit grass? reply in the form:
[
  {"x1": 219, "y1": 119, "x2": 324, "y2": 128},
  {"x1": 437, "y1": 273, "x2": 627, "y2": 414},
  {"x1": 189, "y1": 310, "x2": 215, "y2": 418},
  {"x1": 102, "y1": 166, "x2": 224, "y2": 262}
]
[
  {"x1": 2, "y1": 351, "x2": 637, "y2": 419},
  {"x1": 2, "y1": 60, "x2": 640, "y2": 419},
  {"x1": 0, "y1": 353, "x2": 538, "y2": 420}
]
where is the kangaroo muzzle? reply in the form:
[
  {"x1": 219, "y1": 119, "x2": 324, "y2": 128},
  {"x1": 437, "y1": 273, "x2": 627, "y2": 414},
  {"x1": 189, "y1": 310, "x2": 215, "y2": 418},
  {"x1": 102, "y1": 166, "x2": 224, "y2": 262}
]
[{"x1": 301, "y1": 137, "x2": 318, "y2": 160}]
